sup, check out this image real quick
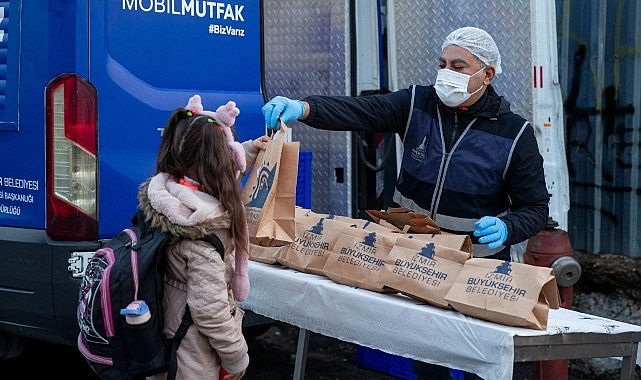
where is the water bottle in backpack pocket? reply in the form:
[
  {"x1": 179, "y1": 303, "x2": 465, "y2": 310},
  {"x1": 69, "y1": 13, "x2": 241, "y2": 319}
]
[{"x1": 121, "y1": 300, "x2": 168, "y2": 368}]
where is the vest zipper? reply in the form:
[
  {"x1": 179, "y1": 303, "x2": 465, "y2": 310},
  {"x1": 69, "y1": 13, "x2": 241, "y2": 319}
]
[
  {"x1": 449, "y1": 112, "x2": 459, "y2": 152},
  {"x1": 430, "y1": 117, "x2": 478, "y2": 221}
]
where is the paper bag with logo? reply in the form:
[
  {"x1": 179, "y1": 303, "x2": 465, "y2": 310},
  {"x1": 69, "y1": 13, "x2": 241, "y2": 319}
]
[
  {"x1": 444, "y1": 258, "x2": 561, "y2": 330},
  {"x1": 248, "y1": 243, "x2": 285, "y2": 264},
  {"x1": 408, "y1": 233, "x2": 473, "y2": 254},
  {"x1": 322, "y1": 228, "x2": 396, "y2": 292},
  {"x1": 276, "y1": 214, "x2": 352, "y2": 276},
  {"x1": 242, "y1": 122, "x2": 299, "y2": 246},
  {"x1": 313, "y1": 214, "x2": 363, "y2": 228},
  {"x1": 380, "y1": 237, "x2": 471, "y2": 309},
  {"x1": 318, "y1": 214, "x2": 402, "y2": 233}
]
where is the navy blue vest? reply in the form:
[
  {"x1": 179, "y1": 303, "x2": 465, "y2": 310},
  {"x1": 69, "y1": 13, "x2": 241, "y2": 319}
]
[{"x1": 393, "y1": 86, "x2": 528, "y2": 256}]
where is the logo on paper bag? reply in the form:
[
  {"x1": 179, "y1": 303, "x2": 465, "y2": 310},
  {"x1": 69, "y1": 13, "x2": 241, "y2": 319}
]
[
  {"x1": 391, "y1": 242, "x2": 447, "y2": 286},
  {"x1": 246, "y1": 162, "x2": 277, "y2": 208},
  {"x1": 309, "y1": 219, "x2": 324, "y2": 234},
  {"x1": 362, "y1": 232, "x2": 376, "y2": 247},
  {"x1": 338, "y1": 232, "x2": 384, "y2": 270},
  {"x1": 291, "y1": 218, "x2": 331, "y2": 255},
  {"x1": 494, "y1": 261, "x2": 512, "y2": 275},
  {"x1": 465, "y1": 261, "x2": 526, "y2": 301},
  {"x1": 418, "y1": 243, "x2": 435, "y2": 259}
]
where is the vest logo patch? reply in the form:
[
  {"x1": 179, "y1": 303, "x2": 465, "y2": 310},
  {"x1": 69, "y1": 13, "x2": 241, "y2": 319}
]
[{"x1": 411, "y1": 137, "x2": 426, "y2": 161}]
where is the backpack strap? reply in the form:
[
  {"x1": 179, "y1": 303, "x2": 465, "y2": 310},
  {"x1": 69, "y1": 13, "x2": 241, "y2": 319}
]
[
  {"x1": 201, "y1": 233, "x2": 225, "y2": 260},
  {"x1": 165, "y1": 233, "x2": 224, "y2": 380}
]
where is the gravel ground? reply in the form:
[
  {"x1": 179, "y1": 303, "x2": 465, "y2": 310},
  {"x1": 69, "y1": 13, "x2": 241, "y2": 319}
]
[{"x1": 245, "y1": 322, "x2": 401, "y2": 380}]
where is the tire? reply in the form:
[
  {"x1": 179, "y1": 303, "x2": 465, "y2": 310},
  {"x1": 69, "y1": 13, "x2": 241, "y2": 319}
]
[{"x1": 0, "y1": 334, "x2": 26, "y2": 359}]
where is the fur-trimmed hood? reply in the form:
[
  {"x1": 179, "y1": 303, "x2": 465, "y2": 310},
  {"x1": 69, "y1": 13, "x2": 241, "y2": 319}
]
[{"x1": 137, "y1": 173, "x2": 231, "y2": 241}]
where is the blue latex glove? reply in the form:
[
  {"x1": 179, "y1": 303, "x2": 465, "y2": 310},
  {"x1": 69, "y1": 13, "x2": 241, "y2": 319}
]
[
  {"x1": 262, "y1": 96, "x2": 305, "y2": 128},
  {"x1": 473, "y1": 216, "x2": 508, "y2": 249}
]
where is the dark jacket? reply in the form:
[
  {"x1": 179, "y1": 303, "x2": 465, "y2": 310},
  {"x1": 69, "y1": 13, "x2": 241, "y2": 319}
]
[{"x1": 303, "y1": 84, "x2": 549, "y2": 258}]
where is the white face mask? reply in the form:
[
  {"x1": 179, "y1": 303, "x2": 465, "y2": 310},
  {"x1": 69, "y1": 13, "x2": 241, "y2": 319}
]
[{"x1": 434, "y1": 68, "x2": 485, "y2": 107}]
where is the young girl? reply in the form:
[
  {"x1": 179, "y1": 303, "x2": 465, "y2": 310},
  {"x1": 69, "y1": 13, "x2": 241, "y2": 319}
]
[{"x1": 139, "y1": 97, "x2": 267, "y2": 380}]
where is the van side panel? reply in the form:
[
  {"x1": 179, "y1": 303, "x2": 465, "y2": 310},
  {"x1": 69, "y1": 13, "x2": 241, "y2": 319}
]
[
  {"x1": 94, "y1": 1, "x2": 264, "y2": 237},
  {"x1": 0, "y1": 1, "x2": 91, "y2": 346},
  {"x1": 0, "y1": 0, "x2": 20, "y2": 132},
  {"x1": 0, "y1": 0, "x2": 264, "y2": 348},
  {"x1": 0, "y1": 1, "x2": 45, "y2": 229}
]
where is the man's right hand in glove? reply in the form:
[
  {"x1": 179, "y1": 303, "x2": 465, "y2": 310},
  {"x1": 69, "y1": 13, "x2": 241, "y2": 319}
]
[{"x1": 262, "y1": 96, "x2": 306, "y2": 129}]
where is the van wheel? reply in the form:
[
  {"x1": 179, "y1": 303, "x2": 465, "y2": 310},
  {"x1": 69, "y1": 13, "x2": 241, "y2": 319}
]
[{"x1": 0, "y1": 334, "x2": 26, "y2": 359}]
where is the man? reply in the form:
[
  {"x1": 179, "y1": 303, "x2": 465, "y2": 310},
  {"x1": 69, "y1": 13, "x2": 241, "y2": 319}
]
[
  {"x1": 263, "y1": 26, "x2": 548, "y2": 261},
  {"x1": 262, "y1": 26, "x2": 549, "y2": 379}
]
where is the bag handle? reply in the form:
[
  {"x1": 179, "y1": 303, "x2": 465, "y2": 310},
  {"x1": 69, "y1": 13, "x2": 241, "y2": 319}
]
[
  {"x1": 271, "y1": 120, "x2": 288, "y2": 142},
  {"x1": 278, "y1": 119, "x2": 288, "y2": 134}
]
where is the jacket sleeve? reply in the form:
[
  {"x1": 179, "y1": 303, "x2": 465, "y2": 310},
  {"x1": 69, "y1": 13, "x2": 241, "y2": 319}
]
[
  {"x1": 241, "y1": 139, "x2": 260, "y2": 176},
  {"x1": 184, "y1": 241, "x2": 249, "y2": 373},
  {"x1": 503, "y1": 124, "x2": 550, "y2": 244},
  {"x1": 303, "y1": 88, "x2": 413, "y2": 135}
]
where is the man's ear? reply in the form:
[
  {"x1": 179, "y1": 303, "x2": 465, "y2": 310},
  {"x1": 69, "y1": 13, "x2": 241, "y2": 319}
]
[{"x1": 484, "y1": 66, "x2": 496, "y2": 84}]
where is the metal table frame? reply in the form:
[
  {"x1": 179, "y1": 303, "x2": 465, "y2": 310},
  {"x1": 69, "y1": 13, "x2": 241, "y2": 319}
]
[
  {"x1": 291, "y1": 329, "x2": 641, "y2": 380},
  {"x1": 513, "y1": 333, "x2": 641, "y2": 380}
]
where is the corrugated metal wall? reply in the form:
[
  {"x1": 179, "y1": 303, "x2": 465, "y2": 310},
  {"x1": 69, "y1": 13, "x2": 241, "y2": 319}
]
[
  {"x1": 262, "y1": 0, "x2": 353, "y2": 216},
  {"x1": 558, "y1": 0, "x2": 641, "y2": 256},
  {"x1": 389, "y1": 0, "x2": 533, "y2": 122}
]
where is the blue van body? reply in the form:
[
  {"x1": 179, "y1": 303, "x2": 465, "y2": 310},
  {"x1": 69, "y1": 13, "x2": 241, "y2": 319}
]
[{"x1": 0, "y1": 0, "x2": 265, "y2": 353}]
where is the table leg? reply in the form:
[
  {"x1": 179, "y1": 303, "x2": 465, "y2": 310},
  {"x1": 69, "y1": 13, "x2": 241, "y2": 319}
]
[
  {"x1": 293, "y1": 327, "x2": 311, "y2": 380},
  {"x1": 619, "y1": 342, "x2": 639, "y2": 380}
]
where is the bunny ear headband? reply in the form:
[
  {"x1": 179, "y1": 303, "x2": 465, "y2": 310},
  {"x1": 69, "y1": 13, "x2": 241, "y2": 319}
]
[{"x1": 185, "y1": 94, "x2": 247, "y2": 173}]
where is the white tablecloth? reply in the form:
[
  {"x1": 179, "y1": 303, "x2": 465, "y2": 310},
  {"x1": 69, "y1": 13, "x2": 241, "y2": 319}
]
[{"x1": 239, "y1": 261, "x2": 641, "y2": 380}]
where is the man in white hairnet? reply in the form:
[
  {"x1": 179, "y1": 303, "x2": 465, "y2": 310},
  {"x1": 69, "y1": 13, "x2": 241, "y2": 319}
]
[{"x1": 263, "y1": 26, "x2": 549, "y2": 379}]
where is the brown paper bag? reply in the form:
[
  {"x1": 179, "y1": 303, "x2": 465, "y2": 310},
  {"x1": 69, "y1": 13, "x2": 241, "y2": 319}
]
[
  {"x1": 322, "y1": 228, "x2": 396, "y2": 292},
  {"x1": 248, "y1": 242, "x2": 285, "y2": 264},
  {"x1": 276, "y1": 215, "x2": 351, "y2": 276},
  {"x1": 444, "y1": 258, "x2": 561, "y2": 329},
  {"x1": 408, "y1": 233, "x2": 473, "y2": 254},
  {"x1": 315, "y1": 213, "x2": 402, "y2": 233},
  {"x1": 360, "y1": 219, "x2": 403, "y2": 234},
  {"x1": 242, "y1": 122, "x2": 299, "y2": 246},
  {"x1": 380, "y1": 237, "x2": 471, "y2": 309},
  {"x1": 312, "y1": 214, "x2": 363, "y2": 228},
  {"x1": 295, "y1": 207, "x2": 322, "y2": 218},
  {"x1": 366, "y1": 207, "x2": 441, "y2": 234}
]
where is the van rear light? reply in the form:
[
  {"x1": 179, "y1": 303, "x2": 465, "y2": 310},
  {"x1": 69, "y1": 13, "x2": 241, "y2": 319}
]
[{"x1": 45, "y1": 74, "x2": 98, "y2": 240}]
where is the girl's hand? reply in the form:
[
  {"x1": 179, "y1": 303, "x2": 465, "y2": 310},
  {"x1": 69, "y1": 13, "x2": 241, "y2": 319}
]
[{"x1": 252, "y1": 135, "x2": 270, "y2": 151}]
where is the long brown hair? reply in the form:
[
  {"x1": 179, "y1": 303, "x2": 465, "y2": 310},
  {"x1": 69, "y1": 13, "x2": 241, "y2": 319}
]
[{"x1": 156, "y1": 108, "x2": 248, "y2": 255}]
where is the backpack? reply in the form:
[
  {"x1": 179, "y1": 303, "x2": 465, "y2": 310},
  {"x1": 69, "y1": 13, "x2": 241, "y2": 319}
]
[{"x1": 77, "y1": 209, "x2": 225, "y2": 380}]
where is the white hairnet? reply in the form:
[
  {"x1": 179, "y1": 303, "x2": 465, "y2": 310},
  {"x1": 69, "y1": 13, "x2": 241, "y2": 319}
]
[{"x1": 442, "y1": 27, "x2": 502, "y2": 75}]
